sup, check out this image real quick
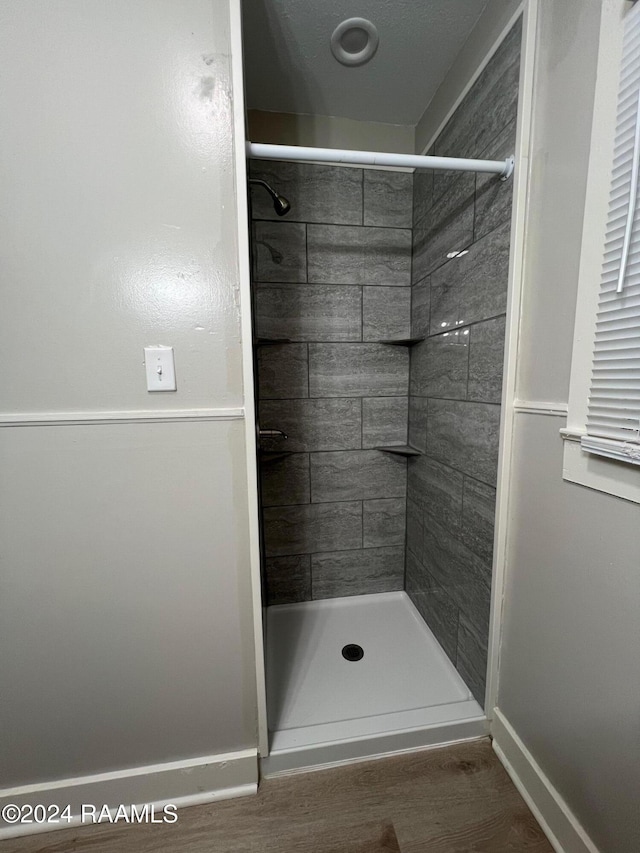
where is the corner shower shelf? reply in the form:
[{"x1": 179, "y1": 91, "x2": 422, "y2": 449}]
[
  {"x1": 378, "y1": 338, "x2": 424, "y2": 347},
  {"x1": 375, "y1": 444, "x2": 423, "y2": 457},
  {"x1": 256, "y1": 337, "x2": 292, "y2": 347}
]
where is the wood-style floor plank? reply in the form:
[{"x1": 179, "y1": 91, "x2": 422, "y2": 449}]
[{"x1": 1, "y1": 739, "x2": 553, "y2": 853}]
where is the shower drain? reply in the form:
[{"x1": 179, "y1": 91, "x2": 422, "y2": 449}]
[{"x1": 341, "y1": 643, "x2": 364, "y2": 662}]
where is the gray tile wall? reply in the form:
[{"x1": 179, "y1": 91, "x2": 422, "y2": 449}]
[
  {"x1": 406, "y1": 18, "x2": 521, "y2": 706},
  {"x1": 250, "y1": 160, "x2": 413, "y2": 606}
]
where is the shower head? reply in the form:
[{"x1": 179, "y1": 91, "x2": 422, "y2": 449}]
[
  {"x1": 272, "y1": 193, "x2": 291, "y2": 217},
  {"x1": 249, "y1": 178, "x2": 291, "y2": 216}
]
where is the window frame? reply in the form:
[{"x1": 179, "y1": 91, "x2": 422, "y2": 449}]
[{"x1": 563, "y1": 0, "x2": 640, "y2": 504}]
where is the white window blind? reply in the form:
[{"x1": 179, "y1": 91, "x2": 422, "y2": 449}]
[{"x1": 582, "y1": 1, "x2": 640, "y2": 466}]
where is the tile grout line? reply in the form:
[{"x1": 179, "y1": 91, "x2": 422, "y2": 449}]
[
  {"x1": 254, "y1": 217, "x2": 412, "y2": 232},
  {"x1": 408, "y1": 213, "x2": 513, "y2": 283}
]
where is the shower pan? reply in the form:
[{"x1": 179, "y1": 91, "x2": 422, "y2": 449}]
[{"x1": 262, "y1": 593, "x2": 484, "y2": 775}]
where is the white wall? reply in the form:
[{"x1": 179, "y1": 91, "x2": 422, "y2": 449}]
[
  {"x1": 247, "y1": 110, "x2": 415, "y2": 154},
  {"x1": 0, "y1": 0, "x2": 243, "y2": 414},
  {"x1": 497, "y1": 1, "x2": 640, "y2": 851},
  {"x1": 0, "y1": 0, "x2": 259, "y2": 794}
]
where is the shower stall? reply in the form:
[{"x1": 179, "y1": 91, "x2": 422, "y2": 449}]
[{"x1": 246, "y1": 18, "x2": 522, "y2": 775}]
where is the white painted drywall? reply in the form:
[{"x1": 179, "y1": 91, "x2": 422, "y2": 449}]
[
  {"x1": 0, "y1": 0, "x2": 259, "y2": 789},
  {"x1": 0, "y1": 420, "x2": 257, "y2": 784},
  {"x1": 247, "y1": 110, "x2": 415, "y2": 154},
  {"x1": 500, "y1": 414, "x2": 640, "y2": 852},
  {"x1": 498, "y1": 1, "x2": 640, "y2": 850},
  {"x1": 0, "y1": 0, "x2": 243, "y2": 414},
  {"x1": 515, "y1": 0, "x2": 604, "y2": 405}
]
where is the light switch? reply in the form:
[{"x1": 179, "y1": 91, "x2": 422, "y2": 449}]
[{"x1": 144, "y1": 346, "x2": 176, "y2": 391}]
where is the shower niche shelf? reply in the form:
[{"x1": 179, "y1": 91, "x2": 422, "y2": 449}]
[
  {"x1": 375, "y1": 445, "x2": 423, "y2": 457},
  {"x1": 378, "y1": 338, "x2": 424, "y2": 347}
]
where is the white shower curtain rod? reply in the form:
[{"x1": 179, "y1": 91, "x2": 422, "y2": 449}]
[{"x1": 246, "y1": 142, "x2": 515, "y2": 180}]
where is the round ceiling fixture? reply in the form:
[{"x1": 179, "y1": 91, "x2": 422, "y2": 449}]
[{"x1": 330, "y1": 18, "x2": 379, "y2": 67}]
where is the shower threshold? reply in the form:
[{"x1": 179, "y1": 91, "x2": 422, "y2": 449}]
[{"x1": 262, "y1": 591, "x2": 487, "y2": 777}]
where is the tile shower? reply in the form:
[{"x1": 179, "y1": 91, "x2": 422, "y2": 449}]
[
  {"x1": 407, "y1": 19, "x2": 520, "y2": 704},
  {"x1": 251, "y1": 163, "x2": 414, "y2": 605},
  {"x1": 250, "y1": 17, "x2": 521, "y2": 741}
]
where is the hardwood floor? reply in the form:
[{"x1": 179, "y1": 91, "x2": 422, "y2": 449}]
[{"x1": 2, "y1": 739, "x2": 552, "y2": 853}]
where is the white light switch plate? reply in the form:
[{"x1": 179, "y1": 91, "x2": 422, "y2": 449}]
[{"x1": 144, "y1": 346, "x2": 176, "y2": 391}]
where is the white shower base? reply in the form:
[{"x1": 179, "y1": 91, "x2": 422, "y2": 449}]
[{"x1": 262, "y1": 591, "x2": 486, "y2": 777}]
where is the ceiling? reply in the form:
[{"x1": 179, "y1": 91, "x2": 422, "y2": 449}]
[{"x1": 242, "y1": 0, "x2": 488, "y2": 126}]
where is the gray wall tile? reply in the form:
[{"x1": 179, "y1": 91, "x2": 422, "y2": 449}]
[
  {"x1": 407, "y1": 456, "x2": 463, "y2": 529},
  {"x1": 427, "y1": 399, "x2": 501, "y2": 486},
  {"x1": 363, "y1": 286, "x2": 411, "y2": 341},
  {"x1": 456, "y1": 614, "x2": 488, "y2": 705},
  {"x1": 406, "y1": 559, "x2": 459, "y2": 664},
  {"x1": 310, "y1": 450, "x2": 406, "y2": 503},
  {"x1": 309, "y1": 343, "x2": 409, "y2": 397},
  {"x1": 411, "y1": 277, "x2": 430, "y2": 338},
  {"x1": 408, "y1": 396, "x2": 428, "y2": 452},
  {"x1": 429, "y1": 270, "x2": 460, "y2": 337},
  {"x1": 307, "y1": 225, "x2": 411, "y2": 285},
  {"x1": 312, "y1": 546, "x2": 404, "y2": 598},
  {"x1": 250, "y1": 161, "x2": 363, "y2": 225},
  {"x1": 307, "y1": 225, "x2": 362, "y2": 284},
  {"x1": 259, "y1": 398, "x2": 362, "y2": 452},
  {"x1": 258, "y1": 343, "x2": 309, "y2": 399},
  {"x1": 260, "y1": 453, "x2": 310, "y2": 507},
  {"x1": 412, "y1": 173, "x2": 475, "y2": 282},
  {"x1": 425, "y1": 332, "x2": 469, "y2": 399},
  {"x1": 409, "y1": 340, "x2": 429, "y2": 397},
  {"x1": 364, "y1": 170, "x2": 413, "y2": 228},
  {"x1": 449, "y1": 578, "x2": 492, "y2": 640},
  {"x1": 363, "y1": 498, "x2": 406, "y2": 547},
  {"x1": 475, "y1": 119, "x2": 517, "y2": 242},
  {"x1": 413, "y1": 168, "x2": 434, "y2": 229},
  {"x1": 264, "y1": 501, "x2": 362, "y2": 557},
  {"x1": 433, "y1": 18, "x2": 521, "y2": 197},
  {"x1": 253, "y1": 221, "x2": 307, "y2": 282},
  {"x1": 422, "y1": 513, "x2": 491, "y2": 624},
  {"x1": 468, "y1": 316, "x2": 506, "y2": 403},
  {"x1": 404, "y1": 18, "x2": 521, "y2": 701},
  {"x1": 255, "y1": 284, "x2": 362, "y2": 342},
  {"x1": 420, "y1": 506, "x2": 460, "y2": 589},
  {"x1": 461, "y1": 476, "x2": 496, "y2": 566},
  {"x1": 265, "y1": 555, "x2": 311, "y2": 605},
  {"x1": 459, "y1": 221, "x2": 511, "y2": 326},
  {"x1": 405, "y1": 548, "x2": 435, "y2": 591},
  {"x1": 406, "y1": 498, "x2": 424, "y2": 561},
  {"x1": 253, "y1": 161, "x2": 415, "y2": 598},
  {"x1": 362, "y1": 397, "x2": 408, "y2": 448},
  {"x1": 428, "y1": 219, "x2": 510, "y2": 334},
  {"x1": 365, "y1": 228, "x2": 413, "y2": 286}
]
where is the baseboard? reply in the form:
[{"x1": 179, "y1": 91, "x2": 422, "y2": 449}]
[
  {"x1": 491, "y1": 709, "x2": 600, "y2": 853},
  {"x1": 0, "y1": 748, "x2": 257, "y2": 839}
]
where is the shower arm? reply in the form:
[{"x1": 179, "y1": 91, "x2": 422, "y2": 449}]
[{"x1": 247, "y1": 142, "x2": 515, "y2": 181}]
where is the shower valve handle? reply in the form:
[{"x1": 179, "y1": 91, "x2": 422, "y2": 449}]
[{"x1": 258, "y1": 428, "x2": 288, "y2": 440}]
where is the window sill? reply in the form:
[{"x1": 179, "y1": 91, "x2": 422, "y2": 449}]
[{"x1": 561, "y1": 430, "x2": 640, "y2": 504}]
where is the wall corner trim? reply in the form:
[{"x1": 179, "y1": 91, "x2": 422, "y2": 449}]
[
  {"x1": 490, "y1": 709, "x2": 601, "y2": 853},
  {"x1": 0, "y1": 748, "x2": 257, "y2": 840}
]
